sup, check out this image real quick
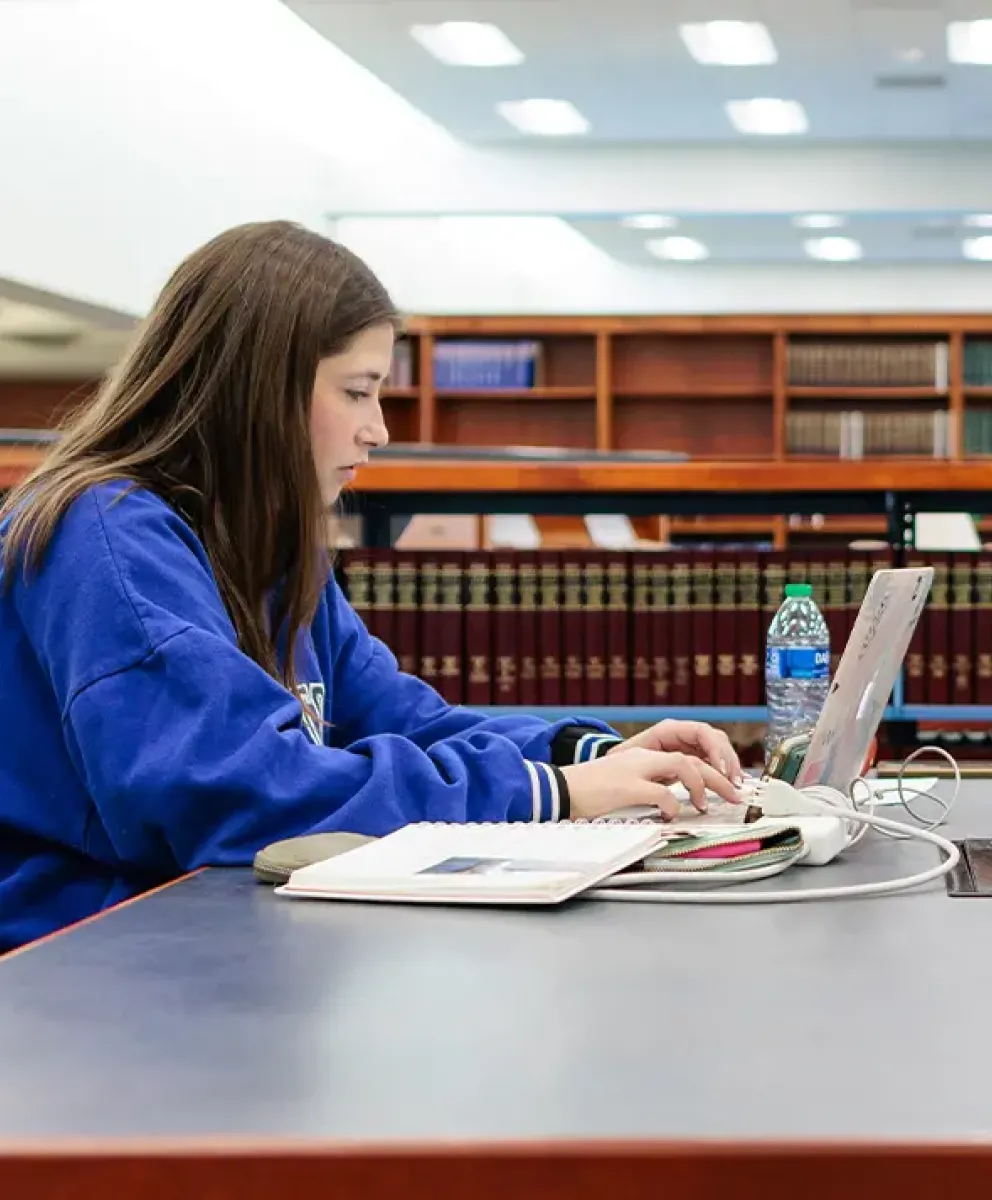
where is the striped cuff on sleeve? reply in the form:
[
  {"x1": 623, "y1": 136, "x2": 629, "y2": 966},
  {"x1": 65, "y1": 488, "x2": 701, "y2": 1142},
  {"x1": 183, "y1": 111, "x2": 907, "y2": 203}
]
[
  {"x1": 551, "y1": 724, "x2": 623, "y2": 766},
  {"x1": 524, "y1": 760, "x2": 571, "y2": 822},
  {"x1": 572, "y1": 732, "x2": 622, "y2": 763}
]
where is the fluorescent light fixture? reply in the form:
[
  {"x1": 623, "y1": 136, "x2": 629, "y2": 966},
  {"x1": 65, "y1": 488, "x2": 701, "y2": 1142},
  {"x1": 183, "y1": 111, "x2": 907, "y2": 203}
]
[
  {"x1": 963, "y1": 236, "x2": 992, "y2": 260},
  {"x1": 679, "y1": 21, "x2": 777, "y2": 65},
  {"x1": 947, "y1": 20, "x2": 992, "y2": 64},
  {"x1": 621, "y1": 214, "x2": 678, "y2": 230},
  {"x1": 726, "y1": 98, "x2": 808, "y2": 135},
  {"x1": 410, "y1": 21, "x2": 524, "y2": 67},
  {"x1": 646, "y1": 236, "x2": 709, "y2": 262},
  {"x1": 496, "y1": 98, "x2": 589, "y2": 135},
  {"x1": 803, "y1": 236, "x2": 862, "y2": 262},
  {"x1": 964, "y1": 214, "x2": 992, "y2": 228},
  {"x1": 793, "y1": 213, "x2": 846, "y2": 230}
]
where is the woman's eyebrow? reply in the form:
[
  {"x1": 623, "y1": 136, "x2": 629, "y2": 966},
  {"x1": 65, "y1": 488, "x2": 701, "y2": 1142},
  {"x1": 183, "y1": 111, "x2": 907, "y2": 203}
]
[{"x1": 344, "y1": 369, "x2": 384, "y2": 382}]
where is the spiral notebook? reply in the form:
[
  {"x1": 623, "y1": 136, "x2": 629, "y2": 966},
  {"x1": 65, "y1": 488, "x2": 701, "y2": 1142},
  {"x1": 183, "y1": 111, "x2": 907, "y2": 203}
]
[{"x1": 273, "y1": 821, "x2": 668, "y2": 906}]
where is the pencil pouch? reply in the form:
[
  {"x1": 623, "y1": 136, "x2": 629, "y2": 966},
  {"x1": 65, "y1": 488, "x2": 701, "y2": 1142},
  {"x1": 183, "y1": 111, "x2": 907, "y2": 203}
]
[{"x1": 641, "y1": 824, "x2": 805, "y2": 874}]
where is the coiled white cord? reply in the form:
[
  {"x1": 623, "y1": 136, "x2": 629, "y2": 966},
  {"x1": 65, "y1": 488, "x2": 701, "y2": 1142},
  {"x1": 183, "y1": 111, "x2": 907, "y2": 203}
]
[
  {"x1": 849, "y1": 744, "x2": 960, "y2": 845},
  {"x1": 588, "y1": 746, "x2": 962, "y2": 905}
]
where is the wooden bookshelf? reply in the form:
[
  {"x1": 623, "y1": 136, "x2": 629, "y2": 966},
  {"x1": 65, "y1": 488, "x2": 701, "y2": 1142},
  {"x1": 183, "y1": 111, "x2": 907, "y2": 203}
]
[{"x1": 7, "y1": 314, "x2": 992, "y2": 542}]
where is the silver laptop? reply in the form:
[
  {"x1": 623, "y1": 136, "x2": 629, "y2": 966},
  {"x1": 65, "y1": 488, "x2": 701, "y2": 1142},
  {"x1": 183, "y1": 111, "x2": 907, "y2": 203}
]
[{"x1": 794, "y1": 566, "x2": 933, "y2": 793}]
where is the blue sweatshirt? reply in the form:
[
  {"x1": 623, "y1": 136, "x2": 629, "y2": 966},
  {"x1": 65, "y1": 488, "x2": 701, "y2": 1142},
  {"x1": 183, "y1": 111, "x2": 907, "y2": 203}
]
[{"x1": 0, "y1": 482, "x2": 620, "y2": 951}]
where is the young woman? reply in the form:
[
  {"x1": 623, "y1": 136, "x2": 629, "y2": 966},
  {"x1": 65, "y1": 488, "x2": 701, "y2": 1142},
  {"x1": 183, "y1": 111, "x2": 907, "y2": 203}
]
[{"x1": 0, "y1": 221, "x2": 742, "y2": 951}]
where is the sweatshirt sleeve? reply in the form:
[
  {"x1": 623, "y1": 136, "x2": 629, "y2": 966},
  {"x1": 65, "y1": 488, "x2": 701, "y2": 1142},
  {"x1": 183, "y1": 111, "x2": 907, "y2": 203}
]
[
  {"x1": 13, "y1": 486, "x2": 607, "y2": 879},
  {"x1": 322, "y1": 575, "x2": 622, "y2": 765},
  {"x1": 62, "y1": 625, "x2": 563, "y2": 874}
]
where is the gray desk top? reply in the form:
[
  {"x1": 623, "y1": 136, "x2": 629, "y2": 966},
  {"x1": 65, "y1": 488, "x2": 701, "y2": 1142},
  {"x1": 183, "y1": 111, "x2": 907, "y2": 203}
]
[{"x1": 1, "y1": 782, "x2": 991, "y2": 1143}]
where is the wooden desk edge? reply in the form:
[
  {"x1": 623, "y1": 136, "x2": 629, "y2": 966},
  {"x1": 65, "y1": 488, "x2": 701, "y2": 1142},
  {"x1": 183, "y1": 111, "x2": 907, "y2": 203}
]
[
  {"x1": 1, "y1": 1138, "x2": 990, "y2": 1199},
  {"x1": 0, "y1": 869, "x2": 204, "y2": 962}
]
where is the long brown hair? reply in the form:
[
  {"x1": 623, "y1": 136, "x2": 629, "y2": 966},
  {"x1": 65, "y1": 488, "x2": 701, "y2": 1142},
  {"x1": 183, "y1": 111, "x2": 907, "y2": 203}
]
[{"x1": 0, "y1": 220, "x2": 400, "y2": 694}]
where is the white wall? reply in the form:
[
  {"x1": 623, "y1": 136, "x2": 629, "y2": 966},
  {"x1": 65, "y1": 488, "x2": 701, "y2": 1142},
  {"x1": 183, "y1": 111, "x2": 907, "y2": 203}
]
[{"x1": 0, "y1": 0, "x2": 456, "y2": 319}]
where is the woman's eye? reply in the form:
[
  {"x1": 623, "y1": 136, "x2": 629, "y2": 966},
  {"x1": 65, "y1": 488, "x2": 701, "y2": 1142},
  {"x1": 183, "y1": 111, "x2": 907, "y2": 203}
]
[{"x1": 346, "y1": 389, "x2": 370, "y2": 402}]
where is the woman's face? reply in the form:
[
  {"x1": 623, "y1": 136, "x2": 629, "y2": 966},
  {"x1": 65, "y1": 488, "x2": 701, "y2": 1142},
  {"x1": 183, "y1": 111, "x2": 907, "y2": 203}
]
[{"x1": 310, "y1": 322, "x2": 394, "y2": 506}]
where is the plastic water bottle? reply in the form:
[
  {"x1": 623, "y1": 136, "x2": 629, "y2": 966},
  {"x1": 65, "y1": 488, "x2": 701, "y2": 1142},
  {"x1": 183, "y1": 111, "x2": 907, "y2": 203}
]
[{"x1": 764, "y1": 582, "x2": 831, "y2": 757}]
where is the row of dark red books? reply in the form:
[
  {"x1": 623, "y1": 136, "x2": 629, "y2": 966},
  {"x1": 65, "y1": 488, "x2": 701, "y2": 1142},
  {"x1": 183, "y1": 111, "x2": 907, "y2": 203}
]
[{"x1": 335, "y1": 547, "x2": 991, "y2": 709}]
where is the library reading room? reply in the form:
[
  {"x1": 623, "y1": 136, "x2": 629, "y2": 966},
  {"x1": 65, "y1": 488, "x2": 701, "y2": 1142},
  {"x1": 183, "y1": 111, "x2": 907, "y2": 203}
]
[{"x1": 3, "y1": 2, "x2": 992, "y2": 1197}]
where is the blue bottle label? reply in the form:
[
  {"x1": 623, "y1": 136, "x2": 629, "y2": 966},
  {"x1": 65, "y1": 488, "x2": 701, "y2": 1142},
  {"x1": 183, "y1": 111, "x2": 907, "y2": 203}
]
[{"x1": 765, "y1": 646, "x2": 830, "y2": 680}]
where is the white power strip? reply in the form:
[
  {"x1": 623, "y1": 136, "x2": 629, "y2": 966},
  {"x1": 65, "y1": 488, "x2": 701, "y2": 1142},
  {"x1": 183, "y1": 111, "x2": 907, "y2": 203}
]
[{"x1": 744, "y1": 778, "x2": 851, "y2": 866}]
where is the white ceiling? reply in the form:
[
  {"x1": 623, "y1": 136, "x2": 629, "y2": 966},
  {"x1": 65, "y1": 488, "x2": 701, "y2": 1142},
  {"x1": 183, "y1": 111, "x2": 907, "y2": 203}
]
[
  {"x1": 290, "y1": 0, "x2": 992, "y2": 143},
  {"x1": 288, "y1": 0, "x2": 992, "y2": 265},
  {"x1": 574, "y1": 210, "x2": 990, "y2": 265}
]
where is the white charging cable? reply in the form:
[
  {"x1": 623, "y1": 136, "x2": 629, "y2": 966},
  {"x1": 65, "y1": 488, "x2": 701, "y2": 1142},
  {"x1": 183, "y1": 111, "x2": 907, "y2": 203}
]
[
  {"x1": 588, "y1": 747, "x2": 962, "y2": 905},
  {"x1": 849, "y1": 744, "x2": 960, "y2": 846}
]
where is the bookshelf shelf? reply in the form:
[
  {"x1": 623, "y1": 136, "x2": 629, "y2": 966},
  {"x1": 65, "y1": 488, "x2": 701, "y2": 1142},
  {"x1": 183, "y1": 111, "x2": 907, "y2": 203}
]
[
  {"x1": 615, "y1": 385, "x2": 771, "y2": 400},
  {"x1": 6, "y1": 446, "x2": 992, "y2": 494},
  {"x1": 669, "y1": 516, "x2": 891, "y2": 539},
  {"x1": 965, "y1": 387, "x2": 992, "y2": 398},
  {"x1": 436, "y1": 387, "x2": 595, "y2": 401},
  {"x1": 795, "y1": 517, "x2": 888, "y2": 536},
  {"x1": 900, "y1": 706, "x2": 992, "y2": 722},
  {"x1": 668, "y1": 517, "x2": 779, "y2": 536},
  {"x1": 352, "y1": 459, "x2": 992, "y2": 493},
  {"x1": 789, "y1": 387, "x2": 947, "y2": 401},
  {"x1": 381, "y1": 387, "x2": 420, "y2": 400}
]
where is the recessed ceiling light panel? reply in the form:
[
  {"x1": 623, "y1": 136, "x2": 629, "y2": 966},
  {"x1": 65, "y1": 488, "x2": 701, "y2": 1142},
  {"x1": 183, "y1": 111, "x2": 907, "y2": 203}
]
[
  {"x1": 646, "y1": 236, "x2": 709, "y2": 262},
  {"x1": 726, "y1": 98, "x2": 808, "y2": 135},
  {"x1": 804, "y1": 236, "x2": 863, "y2": 261},
  {"x1": 410, "y1": 22, "x2": 524, "y2": 67},
  {"x1": 793, "y1": 214, "x2": 846, "y2": 229},
  {"x1": 679, "y1": 21, "x2": 777, "y2": 65},
  {"x1": 963, "y1": 236, "x2": 992, "y2": 260},
  {"x1": 947, "y1": 20, "x2": 992, "y2": 65},
  {"x1": 621, "y1": 214, "x2": 679, "y2": 230},
  {"x1": 496, "y1": 98, "x2": 589, "y2": 135}
]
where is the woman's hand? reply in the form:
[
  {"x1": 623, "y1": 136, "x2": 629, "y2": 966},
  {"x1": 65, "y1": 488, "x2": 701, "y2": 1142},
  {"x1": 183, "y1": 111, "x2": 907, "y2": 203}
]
[
  {"x1": 561, "y1": 748, "x2": 743, "y2": 822},
  {"x1": 607, "y1": 719, "x2": 743, "y2": 785}
]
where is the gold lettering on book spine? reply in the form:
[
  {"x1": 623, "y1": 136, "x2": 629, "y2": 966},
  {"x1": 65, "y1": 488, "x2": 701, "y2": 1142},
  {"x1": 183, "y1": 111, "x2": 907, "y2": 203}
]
[
  {"x1": 737, "y1": 558, "x2": 758, "y2": 682},
  {"x1": 977, "y1": 557, "x2": 992, "y2": 687},
  {"x1": 929, "y1": 559, "x2": 949, "y2": 683},
  {"x1": 650, "y1": 561, "x2": 670, "y2": 700},
  {"x1": 440, "y1": 560, "x2": 462, "y2": 682},
  {"x1": 632, "y1": 561, "x2": 650, "y2": 685},
  {"x1": 539, "y1": 560, "x2": 561, "y2": 684},
  {"x1": 584, "y1": 559, "x2": 606, "y2": 683},
  {"x1": 420, "y1": 559, "x2": 440, "y2": 682},
  {"x1": 563, "y1": 557, "x2": 583, "y2": 684},
  {"x1": 671, "y1": 561, "x2": 690, "y2": 691},
  {"x1": 518, "y1": 559, "x2": 538, "y2": 686},
  {"x1": 715, "y1": 557, "x2": 735, "y2": 680},
  {"x1": 494, "y1": 558, "x2": 516, "y2": 695},
  {"x1": 467, "y1": 556, "x2": 491, "y2": 686}
]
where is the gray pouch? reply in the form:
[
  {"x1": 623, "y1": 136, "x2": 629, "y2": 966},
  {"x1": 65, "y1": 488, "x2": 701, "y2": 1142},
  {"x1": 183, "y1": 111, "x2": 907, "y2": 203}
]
[{"x1": 253, "y1": 831, "x2": 375, "y2": 884}]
